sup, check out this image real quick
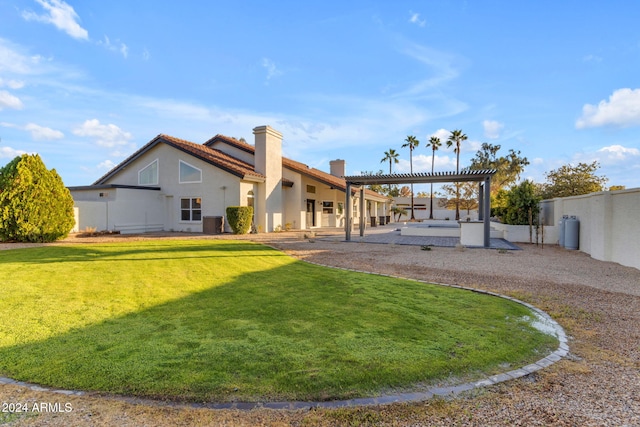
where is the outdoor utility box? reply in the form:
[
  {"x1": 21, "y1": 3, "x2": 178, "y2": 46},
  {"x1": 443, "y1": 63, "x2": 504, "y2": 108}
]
[
  {"x1": 564, "y1": 216, "x2": 580, "y2": 250},
  {"x1": 203, "y1": 216, "x2": 224, "y2": 234}
]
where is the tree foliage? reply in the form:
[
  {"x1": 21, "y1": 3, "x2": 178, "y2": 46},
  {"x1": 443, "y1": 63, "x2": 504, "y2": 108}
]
[
  {"x1": 438, "y1": 182, "x2": 479, "y2": 215},
  {"x1": 540, "y1": 161, "x2": 608, "y2": 199},
  {"x1": 495, "y1": 180, "x2": 541, "y2": 225},
  {"x1": 0, "y1": 154, "x2": 75, "y2": 242},
  {"x1": 360, "y1": 170, "x2": 388, "y2": 195},
  {"x1": 469, "y1": 143, "x2": 529, "y2": 195}
]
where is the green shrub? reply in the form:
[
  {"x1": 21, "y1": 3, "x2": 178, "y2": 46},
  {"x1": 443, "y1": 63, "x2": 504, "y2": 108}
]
[
  {"x1": 497, "y1": 180, "x2": 541, "y2": 225},
  {"x1": 0, "y1": 154, "x2": 75, "y2": 242},
  {"x1": 225, "y1": 206, "x2": 253, "y2": 234}
]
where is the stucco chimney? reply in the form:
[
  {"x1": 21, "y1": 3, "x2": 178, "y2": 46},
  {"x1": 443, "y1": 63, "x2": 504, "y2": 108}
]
[
  {"x1": 253, "y1": 125, "x2": 283, "y2": 232},
  {"x1": 330, "y1": 159, "x2": 346, "y2": 178}
]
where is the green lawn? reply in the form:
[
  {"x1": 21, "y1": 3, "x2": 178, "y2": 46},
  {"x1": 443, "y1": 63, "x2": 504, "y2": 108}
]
[{"x1": 0, "y1": 240, "x2": 557, "y2": 402}]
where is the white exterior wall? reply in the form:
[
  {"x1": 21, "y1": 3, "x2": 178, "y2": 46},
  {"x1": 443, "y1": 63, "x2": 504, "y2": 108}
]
[
  {"x1": 491, "y1": 222, "x2": 558, "y2": 244},
  {"x1": 544, "y1": 188, "x2": 640, "y2": 270},
  {"x1": 71, "y1": 187, "x2": 165, "y2": 234},
  {"x1": 90, "y1": 143, "x2": 247, "y2": 233},
  {"x1": 393, "y1": 197, "x2": 478, "y2": 221},
  {"x1": 283, "y1": 169, "x2": 304, "y2": 230},
  {"x1": 253, "y1": 126, "x2": 283, "y2": 232}
]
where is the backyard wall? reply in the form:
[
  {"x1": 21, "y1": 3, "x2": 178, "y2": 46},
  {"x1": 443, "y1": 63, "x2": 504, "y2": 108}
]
[
  {"x1": 491, "y1": 222, "x2": 558, "y2": 245},
  {"x1": 540, "y1": 187, "x2": 640, "y2": 270}
]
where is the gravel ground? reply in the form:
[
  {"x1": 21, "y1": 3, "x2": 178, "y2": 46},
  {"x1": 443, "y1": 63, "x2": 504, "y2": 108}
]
[{"x1": 1, "y1": 231, "x2": 639, "y2": 426}]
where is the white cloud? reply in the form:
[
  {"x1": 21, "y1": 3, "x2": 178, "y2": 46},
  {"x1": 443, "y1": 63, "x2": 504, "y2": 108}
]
[
  {"x1": 576, "y1": 88, "x2": 640, "y2": 129},
  {"x1": 72, "y1": 119, "x2": 132, "y2": 148},
  {"x1": 0, "y1": 90, "x2": 23, "y2": 110},
  {"x1": 98, "y1": 36, "x2": 129, "y2": 58},
  {"x1": 394, "y1": 39, "x2": 463, "y2": 97},
  {"x1": 1, "y1": 121, "x2": 64, "y2": 140},
  {"x1": 408, "y1": 11, "x2": 426, "y2": 27},
  {"x1": 97, "y1": 160, "x2": 116, "y2": 170},
  {"x1": 429, "y1": 128, "x2": 451, "y2": 142},
  {"x1": 0, "y1": 146, "x2": 27, "y2": 159},
  {"x1": 0, "y1": 78, "x2": 25, "y2": 89},
  {"x1": 483, "y1": 120, "x2": 504, "y2": 139},
  {"x1": 0, "y1": 39, "x2": 58, "y2": 76},
  {"x1": 25, "y1": 123, "x2": 64, "y2": 140},
  {"x1": 597, "y1": 144, "x2": 640, "y2": 162},
  {"x1": 142, "y1": 48, "x2": 151, "y2": 61},
  {"x1": 397, "y1": 153, "x2": 456, "y2": 173},
  {"x1": 261, "y1": 58, "x2": 282, "y2": 81},
  {"x1": 22, "y1": 0, "x2": 89, "y2": 40}
]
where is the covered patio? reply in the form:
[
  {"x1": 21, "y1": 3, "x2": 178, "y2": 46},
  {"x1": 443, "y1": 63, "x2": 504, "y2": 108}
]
[{"x1": 343, "y1": 170, "x2": 497, "y2": 248}]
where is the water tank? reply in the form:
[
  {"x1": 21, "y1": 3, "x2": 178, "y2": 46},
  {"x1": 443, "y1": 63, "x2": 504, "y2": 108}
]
[
  {"x1": 558, "y1": 215, "x2": 569, "y2": 247},
  {"x1": 564, "y1": 216, "x2": 580, "y2": 250}
]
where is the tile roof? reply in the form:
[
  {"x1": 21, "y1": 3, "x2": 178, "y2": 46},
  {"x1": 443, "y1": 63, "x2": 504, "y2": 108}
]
[
  {"x1": 205, "y1": 134, "x2": 388, "y2": 201},
  {"x1": 93, "y1": 134, "x2": 265, "y2": 185},
  {"x1": 93, "y1": 132, "x2": 386, "y2": 201},
  {"x1": 160, "y1": 134, "x2": 265, "y2": 181}
]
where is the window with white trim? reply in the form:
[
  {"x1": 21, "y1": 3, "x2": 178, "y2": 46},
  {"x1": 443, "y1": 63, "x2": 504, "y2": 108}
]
[
  {"x1": 179, "y1": 160, "x2": 202, "y2": 183},
  {"x1": 180, "y1": 197, "x2": 202, "y2": 221},
  {"x1": 138, "y1": 159, "x2": 158, "y2": 185}
]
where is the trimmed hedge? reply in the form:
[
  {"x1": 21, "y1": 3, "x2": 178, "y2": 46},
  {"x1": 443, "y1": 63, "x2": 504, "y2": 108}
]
[
  {"x1": 0, "y1": 154, "x2": 75, "y2": 242},
  {"x1": 226, "y1": 206, "x2": 253, "y2": 234}
]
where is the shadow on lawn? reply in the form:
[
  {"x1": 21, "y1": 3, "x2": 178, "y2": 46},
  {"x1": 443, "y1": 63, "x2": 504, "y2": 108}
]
[
  {"x1": 0, "y1": 244, "x2": 558, "y2": 403},
  {"x1": 0, "y1": 241, "x2": 283, "y2": 264}
]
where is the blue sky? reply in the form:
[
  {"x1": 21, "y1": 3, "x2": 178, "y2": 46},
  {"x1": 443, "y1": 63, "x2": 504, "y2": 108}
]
[{"x1": 1, "y1": 0, "x2": 639, "y2": 192}]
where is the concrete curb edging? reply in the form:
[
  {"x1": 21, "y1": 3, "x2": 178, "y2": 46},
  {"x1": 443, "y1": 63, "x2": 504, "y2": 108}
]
[{"x1": 0, "y1": 249, "x2": 568, "y2": 411}]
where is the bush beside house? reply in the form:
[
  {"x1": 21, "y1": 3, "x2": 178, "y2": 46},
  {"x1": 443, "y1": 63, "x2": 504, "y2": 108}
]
[
  {"x1": 226, "y1": 206, "x2": 253, "y2": 234},
  {"x1": 0, "y1": 154, "x2": 75, "y2": 242}
]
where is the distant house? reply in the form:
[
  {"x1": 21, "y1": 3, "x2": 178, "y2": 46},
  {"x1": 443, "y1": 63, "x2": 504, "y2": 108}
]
[{"x1": 69, "y1": 125, "x2": 388, "y2": 234}]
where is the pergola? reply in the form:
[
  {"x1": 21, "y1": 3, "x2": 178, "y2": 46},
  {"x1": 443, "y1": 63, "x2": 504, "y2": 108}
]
[{"x1": 343, "y1": 169, "x2": 497, "y2": 247}]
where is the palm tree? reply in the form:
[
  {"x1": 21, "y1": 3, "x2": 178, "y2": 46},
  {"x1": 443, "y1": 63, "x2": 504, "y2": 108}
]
[
  {"x1": 425, "y1": 136, "x2": 442, "y2": 219},
  {"x1": 446, "y1": 129, "x2": 467, "y2": 220},
  {"x1": 380, "y1": 148, "x2": 400, "y2": 174},
  {"x1": 401, "y1": 135, "x2": 419, "y2": 220},
  {"x1": 380, "y1": 149, "x2": 400, "y2": 194}
]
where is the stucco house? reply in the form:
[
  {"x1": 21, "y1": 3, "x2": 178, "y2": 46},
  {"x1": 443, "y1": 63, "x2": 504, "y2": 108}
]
[{"x1": 69, "y1": 125, "x2": 388, "y2": 234}]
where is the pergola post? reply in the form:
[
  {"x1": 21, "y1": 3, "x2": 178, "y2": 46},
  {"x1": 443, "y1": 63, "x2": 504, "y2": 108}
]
[
  {"x1": 483, "y1": 176, "x2": 491, "y2": 248},
  {"x1": 478, "y1": 182, "x2": 484, "y2": 221},
  {"x1": 359, "y1": 186, "x2": 365, "y2": 237},
  {"x1": 345, "y1": 182, "x2": 352, "y2": 241}
]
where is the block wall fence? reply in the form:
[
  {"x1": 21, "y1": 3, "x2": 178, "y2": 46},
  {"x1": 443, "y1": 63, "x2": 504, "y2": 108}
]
[{"x1": 540, "y1": 187, "x2": 640, "y2": 270}]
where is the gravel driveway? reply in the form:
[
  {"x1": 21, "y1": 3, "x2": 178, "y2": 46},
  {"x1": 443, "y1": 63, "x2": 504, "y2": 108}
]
[{"x1": 1, "y1": 232, "x2": 638, "y2": 426}]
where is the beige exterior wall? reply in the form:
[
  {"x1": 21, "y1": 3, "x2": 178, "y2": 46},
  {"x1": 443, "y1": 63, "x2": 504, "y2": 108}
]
[
  {"x1": 75, "y1": 143, "x2": 250, "y2": 233},
  {"x1": 542, "y1": 188, "x2": 640, "y2": 270}
]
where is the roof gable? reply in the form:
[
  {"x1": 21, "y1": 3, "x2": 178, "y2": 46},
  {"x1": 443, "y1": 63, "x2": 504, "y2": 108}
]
[{"x1": 93, "y1": 134, "x2": 265, "y2": 185}]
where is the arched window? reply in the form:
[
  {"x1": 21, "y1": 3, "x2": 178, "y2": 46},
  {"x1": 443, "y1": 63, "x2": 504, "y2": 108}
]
[{"x1": 247, "y1": 190, "x2": 254, "y2": 208}]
